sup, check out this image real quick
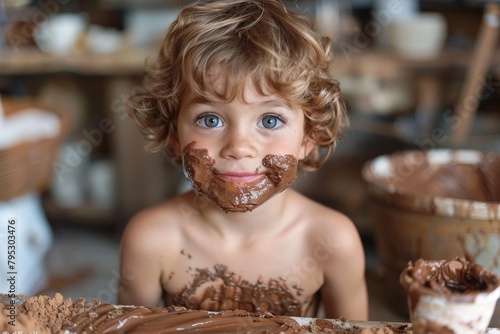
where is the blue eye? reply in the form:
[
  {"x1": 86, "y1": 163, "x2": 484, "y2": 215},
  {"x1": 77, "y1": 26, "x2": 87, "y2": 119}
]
[
  {"x1": 259, "y1": 115, "x2": 283, "y2": 129},
  {"x1": 197, "y1": 114, "x2": 223, "y2": 128}
]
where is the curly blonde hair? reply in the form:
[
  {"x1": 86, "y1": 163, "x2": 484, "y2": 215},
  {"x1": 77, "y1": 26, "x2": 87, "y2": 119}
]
[{"x1": 129, "y1": 0, "x2": 348, "y2": 171}]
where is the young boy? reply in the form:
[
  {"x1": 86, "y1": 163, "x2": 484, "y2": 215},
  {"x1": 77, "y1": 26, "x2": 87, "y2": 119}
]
[{"x1": 119, "y1": 0, "x2": 368, "y2": 320}]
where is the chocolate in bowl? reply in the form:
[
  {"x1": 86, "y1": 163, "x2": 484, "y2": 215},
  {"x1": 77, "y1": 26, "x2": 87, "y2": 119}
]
[
  {"x1": 362, "y1": 149, "x2": 500, "y2": 326},
  {"x1": 400, "y1": 257, "x2": 500, "y2": 334}
]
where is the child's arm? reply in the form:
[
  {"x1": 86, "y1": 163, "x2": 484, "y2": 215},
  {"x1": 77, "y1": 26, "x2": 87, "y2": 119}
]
[
  {"x1": 320, "y1": 215, "x2": 368, "y2": 320},
  {"x1": 118, "y1": 212, "x2": 164, "y2": 307}
]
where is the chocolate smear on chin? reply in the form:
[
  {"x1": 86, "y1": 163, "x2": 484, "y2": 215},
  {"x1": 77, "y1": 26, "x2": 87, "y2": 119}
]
[{"x1": 182, "y1": 142, "x2": 298, "y2": 213}]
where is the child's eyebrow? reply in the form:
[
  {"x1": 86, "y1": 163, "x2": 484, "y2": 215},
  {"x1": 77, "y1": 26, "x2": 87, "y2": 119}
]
[
  {"x1": 255, "y1": 99, "x2": 288, "y2": 108},
  {"x1": 185, "y1": 96, "x2": 297, "y2": 114},
  {"x1": 181, "y1": 96, "x2": 220, "y2": 111},
  {"x1": 186, "y1": 96, "x2": 213, "y2": 106},
  {"x1": 254, "y1": 99, "x2": 298, "y2": 114}
]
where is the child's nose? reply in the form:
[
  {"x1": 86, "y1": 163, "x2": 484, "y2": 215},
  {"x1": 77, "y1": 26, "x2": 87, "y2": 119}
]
[{"x1": 220, "y1": 129, "x2": 257, "y2": 160}]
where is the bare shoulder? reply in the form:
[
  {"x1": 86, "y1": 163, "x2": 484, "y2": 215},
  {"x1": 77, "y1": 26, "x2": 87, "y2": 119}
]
[
  {"x1": 118, "y1": 192, "x2": 196, "y2": 306},
  {"x1": 120, "y1": 192, "x2": 195, "y2": 253},
  {"x1": 290, "y1": 190, "x2": 362, "y2": 257},
  {"x1": 291, "y1": 190, "x2": 355, "y2": 230},
  {"x1": 281, "y1": 190, "x2": 368, "y2": 319},
  {"x1": 290, "y1": 191, "x2": 368, "y2": 319}
]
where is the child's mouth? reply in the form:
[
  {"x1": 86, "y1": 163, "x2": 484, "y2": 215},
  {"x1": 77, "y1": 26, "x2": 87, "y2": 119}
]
[{"x1": 216, "y1": 173, "x2": 264, "y2": 183}]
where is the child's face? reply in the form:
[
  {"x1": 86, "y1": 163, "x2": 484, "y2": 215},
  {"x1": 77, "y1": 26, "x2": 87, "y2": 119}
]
[{"x1": 174, "y1": 75, "x2": 313, "y2": 211}]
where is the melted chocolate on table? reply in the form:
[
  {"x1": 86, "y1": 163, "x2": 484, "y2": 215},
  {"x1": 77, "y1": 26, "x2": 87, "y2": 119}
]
[
  {"x1": 170, "y1": 264, "x2": 310, "y2": 317},
  {"x1": 67, "y1": 304, "x2": 303, "y2": 333},
  {"x1": 182, "y1": 141, "x2": 298, "y2": 213}
]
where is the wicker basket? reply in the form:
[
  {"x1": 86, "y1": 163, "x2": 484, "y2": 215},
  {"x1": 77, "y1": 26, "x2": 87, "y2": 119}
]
[{"x1": 0, "y1": 97, "x2": 70, "y2": 201}]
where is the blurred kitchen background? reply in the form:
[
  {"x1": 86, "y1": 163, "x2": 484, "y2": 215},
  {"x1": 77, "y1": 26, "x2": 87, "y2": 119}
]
[{"x1": 1, "y1": 0, "x2": 500, "y2": 324}]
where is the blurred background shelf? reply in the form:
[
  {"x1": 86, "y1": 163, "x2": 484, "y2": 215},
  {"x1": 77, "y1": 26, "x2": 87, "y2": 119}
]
[
  {"x1": 42, "y1": 194, "x2": 119, "y2": 228},
  {"x1": 2, "y1": 46, "x2": 500, "y2": 76},
  {"x1": 0, "y1": 47, "x2": 152, "y2": 75}
]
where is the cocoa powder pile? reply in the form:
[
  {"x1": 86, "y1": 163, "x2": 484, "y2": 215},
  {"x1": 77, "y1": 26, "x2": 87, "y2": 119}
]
[{"x1": 0, "y1": 293, "x2": 100, "y2": 333}]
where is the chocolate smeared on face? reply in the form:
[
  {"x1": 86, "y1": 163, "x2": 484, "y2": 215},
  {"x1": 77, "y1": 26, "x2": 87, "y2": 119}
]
[
  {"x1": 171, "y1": 264, "x2": 308, "y2": 317},
  {"x1": 182, "y1": 142, "x2": 298, "y2": 212}
]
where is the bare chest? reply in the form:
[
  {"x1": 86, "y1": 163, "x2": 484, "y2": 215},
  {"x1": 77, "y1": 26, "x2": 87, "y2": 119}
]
[
  {"x1": 160, "y1": 238, "x2": 323, "y2": 316},
  {"x1": 163, "y1": 262, "x2": 321, "y2": 317}
]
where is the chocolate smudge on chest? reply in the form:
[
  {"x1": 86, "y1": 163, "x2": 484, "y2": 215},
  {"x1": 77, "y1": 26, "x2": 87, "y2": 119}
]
[{"x1": 171, "y1": 264, "x2": 310, "y2": 316}]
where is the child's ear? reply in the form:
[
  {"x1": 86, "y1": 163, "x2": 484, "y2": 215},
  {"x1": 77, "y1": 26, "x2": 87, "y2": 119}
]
[
  {"x1": 298, "y1": 135, "x2": 315, "y2": 160},
  {"x1": 169, "y1": 133, "x2": 181, "y2": 156}
]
